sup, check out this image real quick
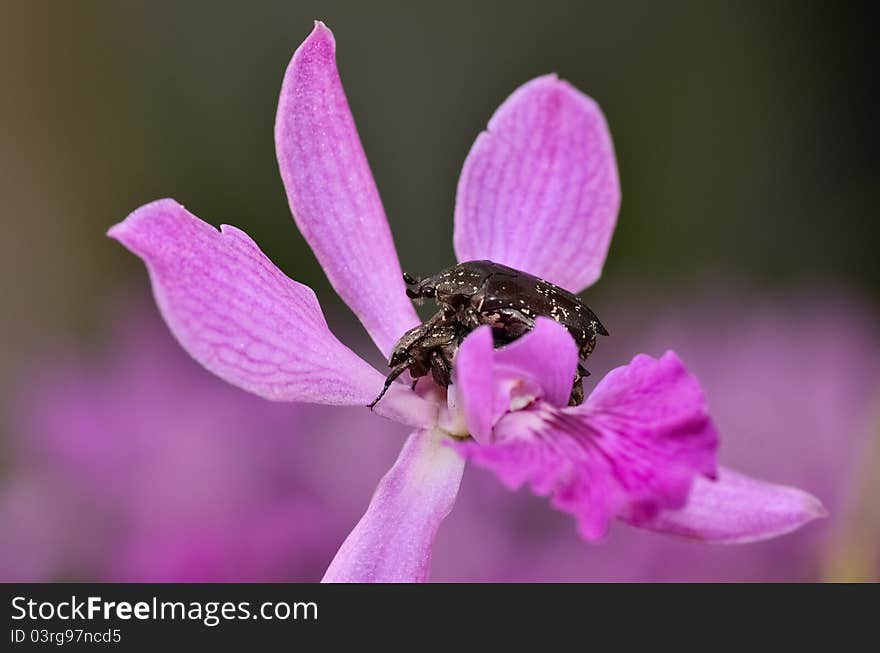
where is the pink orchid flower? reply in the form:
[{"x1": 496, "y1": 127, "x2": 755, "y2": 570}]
[{"x1": 108, "y1": 21, "x2": 825, "y2": 582}]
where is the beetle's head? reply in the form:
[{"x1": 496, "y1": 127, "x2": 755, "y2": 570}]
[
  {"x1": 389, "y1": 347, "x2": 409, "y2": 367},
  {"x1": 389, "y1": 346, "x2": 429, "y2": 379},
  {"x1": 402, "y1": 270, "x2": 440, "y2": 300},
  {"x1": 405, "y1": 281, "x2": 435, "y2": 300},
  {"x1": 389, "y1": 323, "x2": 427, "y2": 366}
]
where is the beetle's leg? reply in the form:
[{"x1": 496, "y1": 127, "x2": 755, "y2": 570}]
[
  {"x1": 487, "y1": 307, "x2": 536, "y2": 343},
  {"x1": 474, "y1": 302, "x2": 544, "y2": 341},
  {"x1": 368, "y1": 358, "x2": 414, "y2": 410},
  {"x1": 459, "y1": 306, "x2": 483, "y2": 330},
  {"x1": 569, "y1": 378, "x2": 585, "y2": 406},
  {"x1": 568, "y1": 362, "x2": 589, "y2": 406},
  {"x1": 579, "y1": 336, "x2": 598, "y2": 360},
  {"x1": 455, "y1": 282, "x2": 494, "y2": 330},
  {"x1": 429, "y1": 350, "x2": 452, "y2": 388},
  {"x1": 415, "y1": 328, "x2": 458, "y2": 352}
]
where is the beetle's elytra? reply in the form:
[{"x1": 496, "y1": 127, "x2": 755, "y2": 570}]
[{"x1": 368, "y1": 260, "x2": 608, "y2": 409}]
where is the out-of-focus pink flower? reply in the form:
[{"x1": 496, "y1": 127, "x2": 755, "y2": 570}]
[
  {"x1": 1, "y1": 291, "x2": 873, "y2": 582},
  {"x1": 107, "y1": 21, "x2": 825, "y2": 582},
  {"x1": 0, "y1": 305, "x2": 407, "y2": 582}
]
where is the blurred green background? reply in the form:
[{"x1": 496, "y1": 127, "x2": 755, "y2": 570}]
[
  {"x1": 1, "y1": 1, "x2": 877, "y2": 580},
  {"x1": 2, "y1": 1, "x2": 876, "y2": 361}
]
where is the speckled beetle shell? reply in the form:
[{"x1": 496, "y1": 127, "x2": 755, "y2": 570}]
[
  {"x1": 370, "y1": 260, "x2": 608, "y2": 409},
  {"x1": 408, "y1": 260, "x2": 608, "y2": 360}
]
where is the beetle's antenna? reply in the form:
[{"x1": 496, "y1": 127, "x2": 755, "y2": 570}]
[{"x1": 402, "y1": 271, "x2": 418, "y2": 285}]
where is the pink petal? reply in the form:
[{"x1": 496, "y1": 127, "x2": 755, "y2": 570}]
[
  {"x1": 452, "y1": 326, "x2": 500, "y2": 444},
  {"x1": 586, "y1": 351, "x2": 720, "y2": 485},
  {"x1": 640, "y1": 466, "x2": 828, "y2": 543},
  {"x1": 454, "y1": 74, "x2": 621, "y2": 294},
  {"x1": 275, "y1": 22, "x2": 419, "y2": 357},
  {"x1": 493, "y1": 317, "x2": 579, "y2": 407},
  {"x1": 455, "y1": 351, "x2": 718, "y2": 540},
  {"x1": 108, "y1": 199, "x2": 436, "y2": 428},
  {"x1": 322, "y1": 428, "x2": 465, "y2": 583},
  {"x1": 453, "y1": 319, "x2": 579, "y2": 443}
]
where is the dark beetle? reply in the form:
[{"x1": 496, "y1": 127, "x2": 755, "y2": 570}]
[
  {"x1": 368, "y1": 260, "x2": 608, "y2": 409},
  {"x1": 371, "y1": 318, "x2": 460, "y2": 397}
]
